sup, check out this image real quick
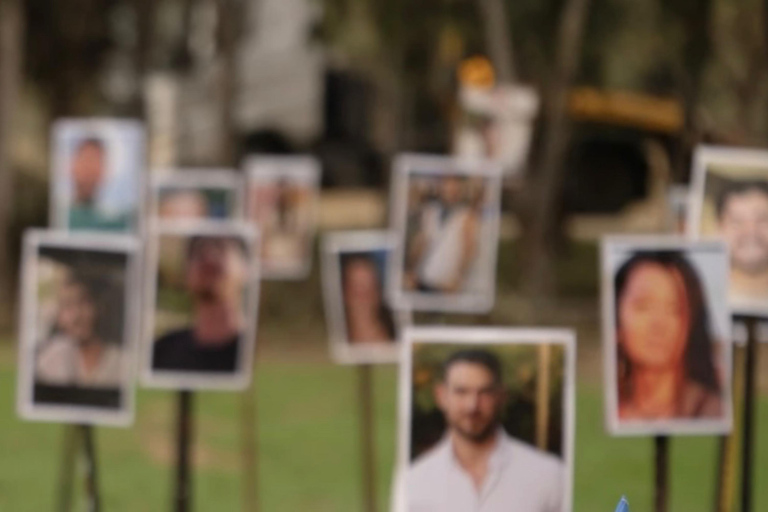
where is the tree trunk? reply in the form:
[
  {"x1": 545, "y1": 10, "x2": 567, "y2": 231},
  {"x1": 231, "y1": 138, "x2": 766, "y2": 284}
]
[
  {"x1": 0, "y1": 0, "x2": 23, "y2": 331},
  {"x1": 131, "y1": 0, "x2": 156, "y2": 118},
  {"x1": 215, "y1": 0, "x2": 243, "y2": 165},
  {"x1": 476, "y1": 0, "x2": 516, "y2": 84},
  {"x1": 520, "y1": 0, "x2": 591, "y2": 318}
]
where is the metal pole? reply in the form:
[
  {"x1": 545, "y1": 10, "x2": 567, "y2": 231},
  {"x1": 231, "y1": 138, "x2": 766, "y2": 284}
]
[
  {"x1": 654, "y1": 436, "x2": 669, "y2": 512},
  {"x1": 176, "y1": 390, "x2": 194, "y2": 512},
  {"x1": 57, "y1": 425, "x2": 79, "y2": 512},
  {"x1": 358, "y1": 364, "x2": 377, "y2": 512},
  {"x1": 80, "y1": 425, "x2": 100, "y2": 512},
  {"x1": 740, "y1": 317, "x2": 758, "y2": 512},
  {"x1": 714, "y1": 342, "x2": 745, "y2": 512},
  {"x1": 241, "y1": 378, "x2": 259, "y2": 512}
]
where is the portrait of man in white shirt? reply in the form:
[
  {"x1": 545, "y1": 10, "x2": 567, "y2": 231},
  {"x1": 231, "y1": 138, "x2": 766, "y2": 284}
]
[{"x1": 407, "y1": 348, "x2": 566, "y2": 512}]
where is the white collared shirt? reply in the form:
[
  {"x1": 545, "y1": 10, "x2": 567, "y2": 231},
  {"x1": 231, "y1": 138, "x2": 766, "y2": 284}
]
[{"x1": 407, "y1": 431, "x2": 565, "y2": 512}]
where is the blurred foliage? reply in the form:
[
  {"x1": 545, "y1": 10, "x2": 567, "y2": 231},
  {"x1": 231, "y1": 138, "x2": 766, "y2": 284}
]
[{"x1": 409, "y1": 342, "x2": 566, "y2": 459}]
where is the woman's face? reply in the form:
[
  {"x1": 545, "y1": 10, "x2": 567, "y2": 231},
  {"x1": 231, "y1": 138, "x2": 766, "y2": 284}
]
[
  {"x1": 618, "y1": 262, "x2": 691, "y2": 370},
  {"x1": 56, "y1": 282, "x2": 97, "y2": 343},
  {"x1": 344, "y1": 259, "x2": 381, "y2": 310}
]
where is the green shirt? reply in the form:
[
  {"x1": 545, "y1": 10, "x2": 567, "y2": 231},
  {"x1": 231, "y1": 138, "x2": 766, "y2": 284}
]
[{"x1": 68, "y1": 205, "x2": 131, "y2": 232}]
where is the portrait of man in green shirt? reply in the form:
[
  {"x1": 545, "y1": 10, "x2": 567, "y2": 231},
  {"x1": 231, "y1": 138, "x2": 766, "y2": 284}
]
[{"x1": 67, "y1": 138, "x2": 130, "y2": 232}]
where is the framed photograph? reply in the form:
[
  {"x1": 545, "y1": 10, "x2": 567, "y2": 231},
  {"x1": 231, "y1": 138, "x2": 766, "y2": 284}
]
[
  {"x1": 388, "y1": 154, "x2": 503, "y2": 313},
  {"x1": 397, "y1": 326, "x2": 575, "y2": 512},
  {"x1": 51, "y1": 118, "x2": 146, "y2": 234},
  {"x1": 322, "y1": 230, "x2": 408, "y2": 365},
  {"x1": 453, "y1": 84, "x2": 539, "y2": 176},
  {"x1": 688, "y1": 145, "x2": 768, "y2": 316},
  {"x1": 17, "y1": 230, "x2": 141, "y2": 426},
  {"x1": 141, "y1": 221, "x2": 260, "y2": 390},
  {"x1": 601, "y1": 236, "x2": 733, "y2": 435},
  {"x1": 245, "y1": 155, "x2": 320, "y2": 280},
  {"x1": 149, "y1": 169, "x2": 244, "y2": 221}
]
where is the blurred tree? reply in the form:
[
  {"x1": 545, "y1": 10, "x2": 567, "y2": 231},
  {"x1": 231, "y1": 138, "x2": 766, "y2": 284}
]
[
  {"x1": 476, "y1": 0, "x2": 515, "y2": 83},
  {"x1": 520, "y1": 0, "x2": 592, "y2": 313},
  {"x1": 24, "y1": 0, "x2": 115, "y2": 116},
  {"x1": 0, "y1": 0, "x2": 23, "y2": 329}
]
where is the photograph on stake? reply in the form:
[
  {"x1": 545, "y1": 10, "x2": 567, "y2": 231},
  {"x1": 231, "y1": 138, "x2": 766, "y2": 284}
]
[
  {"x1": 688, "y1": 146, "x2": 768, "y2": 316},
  {"x1": 245, "y1": 155, "x2": 320, "y2": 280},
  {"x1": 397, "y1": 326, "x2": 575, "y2": 512},
  {"x1": 388, "y1": 154, "x2": 503, "y2": 313},
  {"x1": 50, "y1": 118, "x2": 146, "y2": 234},
  {"x1": 141, "y1": 221, "x2": 260, "y2": 390},
  {"x1": 17, "y1": 230, "x2": 141, "y2": 426},
  {"x1": 149, "y1": 168, "x2": 244, "y2": 221},
  {"x1": 322, "y1": 230, "x2": 407, "y2": 365},
  {"x1": 601, "y1": 236, "x2": 733, "y2": 435}
]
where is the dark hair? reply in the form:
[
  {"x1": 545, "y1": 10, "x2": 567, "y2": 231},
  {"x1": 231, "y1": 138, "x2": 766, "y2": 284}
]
[
  {"x1": 715, "y1": 180, "x2": 768, "y2": 219},
  {"x1": 614, "y1": 251, "x2": 721, "y2": 401},
  {"x1": 340, "y1": 253, "x2": 396, "y2": 339},
  {"x1": 187, "y1": 236, "x2": 247, "y2": 261},
  {"x1": 441, "y1": 349, "x2": 502, "y2": 386},
  {"x1": 75, "y1": 137, "x2": 105, "y2": 154}
]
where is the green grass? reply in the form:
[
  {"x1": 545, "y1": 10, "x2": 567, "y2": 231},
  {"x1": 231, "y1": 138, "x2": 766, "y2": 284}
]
[{"x1": 0, "y1": 348, "x2": 766, "y2": 511}]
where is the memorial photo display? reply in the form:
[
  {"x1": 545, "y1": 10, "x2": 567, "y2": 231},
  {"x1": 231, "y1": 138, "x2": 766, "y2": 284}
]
[
  {"x1": 150, "y1": 169, "x2": 243, "y2": 221},
  {"x1": 142, "y1": 221, "x2": 260, "y2": 390},
  {"x1": 245, "y1": 156, "x2": 320, "y2": 280},
  {"x1": 51, "y1": 119, "x2": 145, "y2": 234},
  {"x1": 17, "y1": 230, "x2": 141, "y2": 426},
  {"x1": 688, "y1": 145, "x2": 768, "y2": 316},
  {"x1": 397, "y1": 327, "x2": 575, "y2": 512},
  {"x1": 388, "y1": 155, "x2": 502, "y2": 313},
  {"x1": 322, "y1": 230, "x2": 404, "y2": 364},
  {"x1": 601, "y1": 237, "x2": 733, "y2": 435}
]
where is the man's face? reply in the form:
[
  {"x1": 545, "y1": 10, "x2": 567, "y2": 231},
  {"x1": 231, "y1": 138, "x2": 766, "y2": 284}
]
[
  {"x1": 71, "y1": 144, "x2": 105, "y2": 203},
  {"x1": 186, "y1": 238, "x2": 247, "y2": 303},
  {"x1": 719, "y1": 189, "x2": 768, "y2": 274},
  {"x1": 57, "y1": 282, "x2": 96, "y2": 343},
  {"x1": 440, "y1": 177, "x2": 462, "y2": 205},
  {"x1": 436, "y1": 361, "x2": 504, "y2": 443}
]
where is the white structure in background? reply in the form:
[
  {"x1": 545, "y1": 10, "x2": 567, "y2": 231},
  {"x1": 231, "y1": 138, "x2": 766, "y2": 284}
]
[
  {"x1": 154, "y1": 0, "x2": 325, "y2": 165},
  {"x1": 454, "y1": 84, "x2": 539, "y2": 176},
  {"x1": 145, "y1": 74, "x2": 180, "y2": 168},
  {"x1": 234, "y1": 0, "x2": 325, "y2": 144}
]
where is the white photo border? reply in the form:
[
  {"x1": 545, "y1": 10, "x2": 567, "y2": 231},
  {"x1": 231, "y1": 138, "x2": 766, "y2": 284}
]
[
  {"x1": 687, "y1": 144, "x2": 768, "y2": 317},
  {"x1": 322, "y1": 230, "x2": 408, "y2": 365},
  {"x1": 387, "y1": 154, "x2": 503, "y2": 313},
  {"x1": 396, "y1": 326, "x2": 576, "y2": 512},
  {"x1": 50, "y1": 118, "x2": 147, "y2": 236},
  {"x1": 244, "y1": 155, "x2": 321, "y2": 281},
  {"x1": 148, "y1": 168, "x2": 245, "y2": 222},
  {"x1": 17, "y1": 229, "x2": 142, "y2": 427},
  {"x1": 601, "y1": 235, "x2": 734, "y2": 436},
  {"x1": 140, "y1": 220, "x2": 261, "y2": 391}
]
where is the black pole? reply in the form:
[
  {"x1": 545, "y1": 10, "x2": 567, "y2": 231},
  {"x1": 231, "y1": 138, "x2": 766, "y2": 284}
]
[
  {"x1": 241, "y1": 379, "x2": 259, "y2": 512},
  {"x1": 358, "y1": 365, "x2": 377, "y2": 512},
  {"x1": 176, "y1": 390, "x2": 194, "y2": 512},
  {"x1": 57, "y1": 425, "x2": 79, "y2": 512},
  {"x1": 654, "y1": 436, "x2": 669, "y2": 512},
  {"x1": 80, "y1": 425, "x2": 100, "y2": 512},
  {"x1": 740, "y1": 317, "x2": 758, "y2": 512}
]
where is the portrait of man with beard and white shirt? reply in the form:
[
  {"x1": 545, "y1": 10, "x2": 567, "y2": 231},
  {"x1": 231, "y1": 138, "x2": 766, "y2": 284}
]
[{"x1": 399, "y1": 328, "x2": 575, "y2": 512}]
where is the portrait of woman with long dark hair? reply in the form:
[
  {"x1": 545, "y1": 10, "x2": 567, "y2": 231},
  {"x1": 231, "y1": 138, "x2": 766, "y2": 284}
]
[{"x1": 613, "y1": 250, "x2": 724, "y2": 421}]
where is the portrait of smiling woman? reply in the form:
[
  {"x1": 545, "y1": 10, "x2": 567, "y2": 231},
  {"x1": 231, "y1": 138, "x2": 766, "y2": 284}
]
[{"x1": 603, "y1": 239, "x2": 732, "y2": 435}]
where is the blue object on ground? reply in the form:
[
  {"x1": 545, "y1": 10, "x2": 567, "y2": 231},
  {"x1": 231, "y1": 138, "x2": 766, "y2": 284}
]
[{"x1": 614, "y1": 496, "x2": 629, "y2": 512}]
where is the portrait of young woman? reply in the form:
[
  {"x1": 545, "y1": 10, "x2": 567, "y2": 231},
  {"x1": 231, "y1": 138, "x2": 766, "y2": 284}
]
[{"x1": 602, "y1": 238, "x2": 732, "y2": 435}]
